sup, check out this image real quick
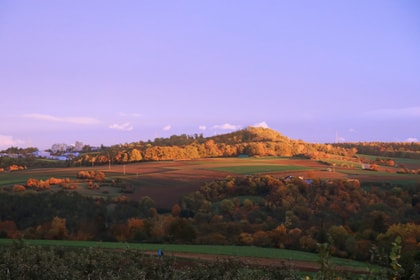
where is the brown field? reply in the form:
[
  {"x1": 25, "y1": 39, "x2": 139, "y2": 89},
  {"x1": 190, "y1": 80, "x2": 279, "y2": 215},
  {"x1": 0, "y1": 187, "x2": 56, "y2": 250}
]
[
  {"x1": 101, "y1": 158, "x2": 332, "y2": 208},
  {"x1": 98, "y1": 157, "x2": 420, "y2": 208},
  {"x1": 2, "y1": 157, "x2": 419, "y2": 209}
]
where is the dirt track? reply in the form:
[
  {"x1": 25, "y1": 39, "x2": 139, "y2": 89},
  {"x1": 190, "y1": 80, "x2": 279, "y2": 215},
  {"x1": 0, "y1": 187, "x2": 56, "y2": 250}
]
[{"x1": 152, "y1": 251, "x2": 371, "y2": 275}]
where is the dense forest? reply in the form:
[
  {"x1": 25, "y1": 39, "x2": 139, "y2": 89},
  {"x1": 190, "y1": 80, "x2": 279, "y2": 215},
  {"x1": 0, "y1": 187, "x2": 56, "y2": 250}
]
[{"x1": 1, "y1": 174, "x2": 419, "y2": 275}]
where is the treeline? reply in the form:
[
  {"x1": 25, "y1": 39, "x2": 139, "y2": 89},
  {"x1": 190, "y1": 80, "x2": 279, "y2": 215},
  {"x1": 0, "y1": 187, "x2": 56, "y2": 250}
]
[
  {"x1": 334, "y1": 142, "x2": 420, "y2": 160},
  {"x1": 0, "y1": 147, "x2": 38, "y2": 155},
  {"x1": 0, "y1": 191, "x2": 157, "y2": 241},
  {"x1": 75, "y1": 127, "x2": 357, "y2": 166},
  {"x1": 0, "y1": 156, "x2": 67, "y2": 170}
]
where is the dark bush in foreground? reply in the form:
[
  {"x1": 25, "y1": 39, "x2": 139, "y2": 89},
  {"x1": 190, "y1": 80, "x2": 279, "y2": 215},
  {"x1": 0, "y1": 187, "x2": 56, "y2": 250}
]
[
  {"x1": 3, "y1": 240, "x2": 415, "y2": 280},
  {"x1": 0, "y1": 242, "x2": 300, "y2": 280}
]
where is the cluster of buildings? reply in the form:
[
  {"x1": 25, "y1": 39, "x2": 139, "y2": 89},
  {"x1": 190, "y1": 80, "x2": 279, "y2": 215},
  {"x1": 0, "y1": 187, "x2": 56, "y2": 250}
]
[
  {"x1": 0, "y1": 141, "x2": 86, "y2": 161},
  {"x1": 31, "y1": 151, "x2": 80, "y2": 161}
]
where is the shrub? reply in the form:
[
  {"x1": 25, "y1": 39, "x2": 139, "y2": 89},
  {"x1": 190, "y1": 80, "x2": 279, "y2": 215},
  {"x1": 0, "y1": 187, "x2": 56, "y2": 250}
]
[{"x1": 13, "y1": 184, "x2": 26, "y2": 192}]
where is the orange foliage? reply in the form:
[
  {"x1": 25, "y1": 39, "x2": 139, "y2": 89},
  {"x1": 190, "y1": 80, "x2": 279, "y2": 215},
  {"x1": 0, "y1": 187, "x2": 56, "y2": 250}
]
[
  {"x1": 26, "y1": 178, "x2": 39, "y2": 188},
  {"x1": 49, "y1": 177, "x2": 63, "y2": 185},
  {"x1": 111, "y1": 223, "x2": 130, "y2": 242},
  {"x1": 239, "y1": 232, "x2": 254, "y2": 245},
  {"x1": 8, "y1": 164, "x2": 25, "y2": 171},
  {"x1": 45, "y1": 217, "x2": 68, "y2": 239},
  {"x1": 13, "y1": 184, "x2": 26, "y2": 192},
  {"x1": 171, "y1": 203, "x2": 181, "y2": 217},
  {"x1": 77, "y1": 170, "x2": 105, "y2": 181},
  {"x1": 71, "y1": 230, "x2": 94, "y2": 241},
  {"x1": 271, "y1": 224, "x2": 288, "y2": 248},
  {"x1": 128, "y1": 218, "x2": 144, "y2": 233},
  {"x1": 253, "y1": 230, "x2": 271, "y2": 247},
  {"x1": 113, "y1": 195, "x2": 127, "y2": 203},
  {"x1": 38, "y1": 180, "x2": 50, "y2": 190},
  {"x1": 25, "y1": 178, "x2": 50, "y2": 189},
  {"x1": 0, "y1": 220, "x2": 18, "y2": 238}
]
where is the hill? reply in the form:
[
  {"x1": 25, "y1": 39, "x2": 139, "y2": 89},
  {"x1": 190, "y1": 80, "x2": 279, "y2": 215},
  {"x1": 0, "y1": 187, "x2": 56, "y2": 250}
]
[
  {"x1": 208, "y1": 126, "x2": 290, "y2": 144},
  {"x1": 1, "y1": 137, "x2": 420, "y2": 276},
  {"x1": 73, "y1": 127, "x2": 356, "y2": 166}
]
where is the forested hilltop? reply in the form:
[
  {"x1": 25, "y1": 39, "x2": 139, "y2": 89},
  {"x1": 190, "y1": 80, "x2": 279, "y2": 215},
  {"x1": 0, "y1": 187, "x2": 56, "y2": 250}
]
[
  {"x1": 2, "y1": 127, "x2": 418, "y2": 170},
  {"x1": 75, "y1": 127, "x2": 357, "y2": 166}
]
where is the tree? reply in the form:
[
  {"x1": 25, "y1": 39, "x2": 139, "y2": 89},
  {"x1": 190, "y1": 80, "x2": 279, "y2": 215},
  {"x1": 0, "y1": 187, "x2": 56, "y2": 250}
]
[
  {"x1": 253, "y1": 230, "x2": 272, "y2": 247},
  {"x1": 139, "y1": 196, "x2": 156, "y2": 217},
  {"x1": 47, "y1": 216, "x2": 68, "y2": 239},
  {"x1": 328, "y1": 225, "x2": 351, "y2": 255},
  {"x1": 13, "y1": 184, "x2": 26, "y2": 192},
  {"x1": 220, "y1": 199, "x2": 235, "y2": 218},
  {"x1": 129, "y1": 149, "x2": 142, "y2": 162},
  {"x1": 0, "y1": 220, "x2": 18, "y2": 238},
  {"x1": 171, "y1": 203, "x2": 181, "y2": 217},
  {"x1": 204, "y1": 140, "x2": 221, "y2": 157},
  {"x1": 167, "y1": 218, "x2": 196, "y2": 243},
  {"x1": 239, "y1": 232, "x2": 254, "y2": 245},
  {"x1": 111, "y1": 223, "x2": 130, "y2": 242}
]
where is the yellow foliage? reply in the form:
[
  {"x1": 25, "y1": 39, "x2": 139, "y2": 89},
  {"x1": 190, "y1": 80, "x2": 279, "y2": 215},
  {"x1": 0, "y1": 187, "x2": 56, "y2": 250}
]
[
  {"x1": 48, "y1": 177, "x2": 63, "y2": 185},
  {"x1": 378, "y1": 223, "x2": 420, "y2": 244},
  {"x1": 239, "y1": 232, "x2": 254, "y2": 245},
  {"x1": 47, "y1": 216, "x2": 68, "y2": 239}
]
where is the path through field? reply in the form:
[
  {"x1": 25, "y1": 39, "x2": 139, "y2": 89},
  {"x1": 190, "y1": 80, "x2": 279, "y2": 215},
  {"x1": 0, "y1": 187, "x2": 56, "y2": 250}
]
[{"x1": 147, "y1": 251, "x2": 372, "y2": 275}]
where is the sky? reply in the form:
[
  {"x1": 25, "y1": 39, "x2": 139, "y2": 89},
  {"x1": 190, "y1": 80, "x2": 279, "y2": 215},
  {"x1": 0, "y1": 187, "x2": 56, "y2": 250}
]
[{"x1": 1, "y1": 1, "x2": 419, "y2": 150}]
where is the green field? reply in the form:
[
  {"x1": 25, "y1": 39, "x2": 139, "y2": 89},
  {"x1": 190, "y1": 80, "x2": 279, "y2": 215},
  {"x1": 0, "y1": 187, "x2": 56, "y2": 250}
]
[
  {"x1": 319, "y1": 158, "x2": 361, "y2": 169},
  {"x1": 0, "y1": 167, "x2": 83, "y2": 185}
]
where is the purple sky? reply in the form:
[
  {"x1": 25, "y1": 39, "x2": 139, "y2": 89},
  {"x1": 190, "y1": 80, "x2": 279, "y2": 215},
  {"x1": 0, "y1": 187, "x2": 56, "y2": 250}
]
[{"x1": 1, "y1": 1, "x2": 419, "y2": 150}]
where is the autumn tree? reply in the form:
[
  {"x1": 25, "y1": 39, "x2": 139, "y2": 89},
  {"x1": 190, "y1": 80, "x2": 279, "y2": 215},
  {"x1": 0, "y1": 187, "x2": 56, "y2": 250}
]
[
  {"x1": 167, "y1": 218, "x2": 196, "y2": 243},
  {"x1": 171, "y1": 203, "x2": 181, "y2": 217},
  {"x1": 12, "y1": 184, "x2": 26, "y2": 192},
  {"x1": 0, "y1": 220, "x2": 18, "y2": 238},
  {"x1": 47, "y1": 216, "x2": 68, "y2": 240},
  {"x1": 129, "y1": 148, "x2": 142, "y2": 162}
]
